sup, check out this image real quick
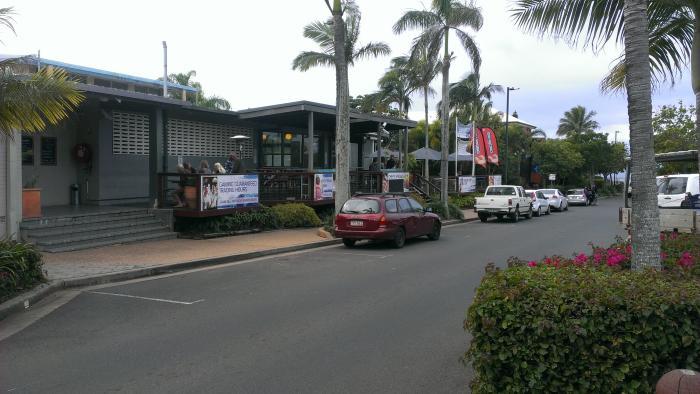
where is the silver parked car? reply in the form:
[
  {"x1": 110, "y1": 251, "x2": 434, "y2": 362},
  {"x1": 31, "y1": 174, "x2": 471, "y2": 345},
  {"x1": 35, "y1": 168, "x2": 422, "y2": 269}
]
[
  {"x1": 525, "y1": 189, "x2": 551, "y2": 216},
  {"x1": 538, "y1": 188, "x2": 568, "y2": 211},
  {"x1": 567, "y1": 189, "x2": 590, "y2": 206}
]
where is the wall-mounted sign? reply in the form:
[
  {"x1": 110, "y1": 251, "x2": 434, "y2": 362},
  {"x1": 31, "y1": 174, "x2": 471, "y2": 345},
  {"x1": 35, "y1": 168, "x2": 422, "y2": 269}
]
[
  {"x1": 383, "y1": 172, "x2": 410, "y2": 192},
  {"x1": 201, "y1": 174, "x2": 259, "y2": 210},
  {"x1": 314, "y1": 173, "x2": 334, "y2": 201},
  {"x1": 40, "y1": 136, "x2": 57, "y2": 166},
  {"x1": 548, "y1": 173, "x2": 556, "y2": 181},
  {"x1": 458, "y1": 176, "x2": 476, "y2": 193}
]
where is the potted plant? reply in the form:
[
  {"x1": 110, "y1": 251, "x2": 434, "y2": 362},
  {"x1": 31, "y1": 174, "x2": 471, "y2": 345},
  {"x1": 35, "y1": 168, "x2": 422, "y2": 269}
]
[{"x1": 22, "y1": 176, "x2": 41, "y2": 219}]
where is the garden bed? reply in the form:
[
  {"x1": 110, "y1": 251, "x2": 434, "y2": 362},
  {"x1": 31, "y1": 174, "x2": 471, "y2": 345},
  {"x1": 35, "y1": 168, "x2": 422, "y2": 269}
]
[
  {"x1": 464, "y1": 232, "x2": 700, "y2": 393},
  {"x1": 1, "y1": 239, "x2": 46, "y2": 303}
]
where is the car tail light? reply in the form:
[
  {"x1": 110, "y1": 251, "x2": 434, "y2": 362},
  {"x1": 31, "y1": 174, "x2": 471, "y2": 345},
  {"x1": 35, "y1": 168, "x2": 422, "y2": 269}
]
[
  {"x1": 378, "y1": 215, "x2": 387, "y2": 227},
  {"x1": 508, "y1": 198, "x2": 512, "y2": 206}
]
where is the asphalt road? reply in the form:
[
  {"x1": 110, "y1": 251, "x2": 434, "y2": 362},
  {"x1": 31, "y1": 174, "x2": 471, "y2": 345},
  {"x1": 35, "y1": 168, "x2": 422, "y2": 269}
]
[{"x1": 1, "y1": 198, "x2": 625, "y2": 393}]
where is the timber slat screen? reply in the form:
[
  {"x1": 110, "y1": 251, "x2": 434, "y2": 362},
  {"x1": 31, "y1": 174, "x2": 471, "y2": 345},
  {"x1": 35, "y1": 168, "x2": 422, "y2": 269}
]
[{"x1": 157, "y1": 170, "x2": 384, "y2": 217}]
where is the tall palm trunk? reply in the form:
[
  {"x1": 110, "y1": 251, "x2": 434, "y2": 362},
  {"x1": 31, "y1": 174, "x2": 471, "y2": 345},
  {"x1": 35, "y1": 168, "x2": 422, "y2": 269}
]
[
  {"x1": 440, "y1": 36, "x2": 450, "y2": 214},
  {"x1": 424, "y1": 85, "x2": 430, "y2": 178},
  {"x1": 693, "y1": 17, "x2": 700, "y2": 178},
  {"x1": 331, "y1": 1, "x2": 350, "y2": 214},
  {"x1": 623, "y1": 0, "x2": 660, "y2": 269}
]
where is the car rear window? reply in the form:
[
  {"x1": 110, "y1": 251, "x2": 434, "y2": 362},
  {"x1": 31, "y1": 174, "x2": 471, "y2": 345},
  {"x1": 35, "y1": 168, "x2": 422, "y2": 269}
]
[
  {"x1": 340, "y1": 199, "x2": 380, "y2": 214},
  {"x1": 540, "y1": 189, "x2": 556, "y2": 195},
  {"x1": 385, "y1": 199, "x2": 398, "y2": 213},
  {"x1": 485, "y1": 187, "x2": 516, "y2": 196},
  {"x1": 658, "y1": 177, "x2": 688, "y2": 195},
  {"x1": 568, "y1": 189, "x2": 583, "y2": 195}
]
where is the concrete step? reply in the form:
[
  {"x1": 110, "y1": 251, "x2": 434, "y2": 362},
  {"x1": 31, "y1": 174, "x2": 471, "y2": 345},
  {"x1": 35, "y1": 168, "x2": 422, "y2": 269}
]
[
  {"x1": 21, "y1": 210, "x2": 151, "y2": 230},
  {"x1": 32, "y1": 224, "x2": 170, "y2": 247},
  {"x1": 26, "y1": 217, "x2": 164, "y2": 238},
  {"x1": 42, "y1": 231, "x2": 177, "y2": 253}
]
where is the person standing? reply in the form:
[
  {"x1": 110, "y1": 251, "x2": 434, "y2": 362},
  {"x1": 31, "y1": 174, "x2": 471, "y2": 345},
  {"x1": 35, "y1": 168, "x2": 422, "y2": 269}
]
[
  {"x1": 225, "y1": 153, "x2": 242, "y2": 174},
  {"x1": 199, "y1": 160, "x2": 212, "y2": 174},
  {"x1": 386, "y1": 155, "x2": 396, "y2": 169}
]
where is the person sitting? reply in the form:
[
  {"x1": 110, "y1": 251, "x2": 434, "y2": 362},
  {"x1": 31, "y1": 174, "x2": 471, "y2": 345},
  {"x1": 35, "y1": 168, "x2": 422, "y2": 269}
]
[
  {"x1": 199, "y1": 160, "x2": 212, "y2": 174},
  {"x1": 183, "y1": 162, "x2": 194, "y2": 174},
  {"x1": 213, "y1": 162, "x2": 226, "y2": 175},
  {"x1": 368, "y1": 158, "x2": 380, "y2": 171},
  {"x1": 386, "y1": 155, "x2": 396, "y2": 169}
]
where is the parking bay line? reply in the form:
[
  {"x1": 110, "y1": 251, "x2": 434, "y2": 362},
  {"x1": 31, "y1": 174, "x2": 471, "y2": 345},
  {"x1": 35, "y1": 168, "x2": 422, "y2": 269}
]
[
  {"x1": 340, "y1": 252, "x2": 392, "y2": 259},
  {"x1": 86, "y1": 291, "x2": 204, "y2": 305}
]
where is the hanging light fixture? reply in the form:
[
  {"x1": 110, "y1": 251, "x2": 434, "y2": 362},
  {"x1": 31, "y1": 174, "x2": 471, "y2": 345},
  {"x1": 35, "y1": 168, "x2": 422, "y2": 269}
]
[{"x1": 284, "y1": 132, "x2": 293, "y2": 141}]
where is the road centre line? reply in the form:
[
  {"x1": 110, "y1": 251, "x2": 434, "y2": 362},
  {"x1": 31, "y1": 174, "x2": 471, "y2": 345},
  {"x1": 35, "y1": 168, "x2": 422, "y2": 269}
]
[{"x1": 86, "y1": 291, "x2": 204, "y2": 305}]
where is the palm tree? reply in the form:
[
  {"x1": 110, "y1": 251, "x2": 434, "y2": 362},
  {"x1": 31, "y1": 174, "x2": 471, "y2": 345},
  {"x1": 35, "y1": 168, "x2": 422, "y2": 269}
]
[
  {"x1": 292, "y1": 5, "x2": 391, "y2": 72},
  {"x1": 297, "y1": 1, "x2": 390, "y2": 214},
  {"x1": 394, "y1": 0, "x2": 483, "y2": 212},
  {"x1": 623, "y1": 0, "x2": 661, "y2": 268},
  {"x1": 441, "y1": 72, "x2": 502, "y2": 123},
  {"x1": 166, "y1": 70, "x2": 231, "y2": 110},
  {"x1": 511, "y1": 0, "x2": 699, "y2": 182},
  {"x1": 556, "y1": 106, "x2": 600, "y2": 137}
]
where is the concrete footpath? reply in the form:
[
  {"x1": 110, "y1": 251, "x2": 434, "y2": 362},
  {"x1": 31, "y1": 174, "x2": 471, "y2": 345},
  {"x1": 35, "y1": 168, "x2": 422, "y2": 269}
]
[{"x1": 1, "y1": 212, "x2": 477, "y2": 320}]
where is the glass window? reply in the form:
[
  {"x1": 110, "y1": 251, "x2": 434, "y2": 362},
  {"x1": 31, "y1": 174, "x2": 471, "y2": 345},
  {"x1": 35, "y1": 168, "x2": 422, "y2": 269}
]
[
  {"x1": 660, "y1": 177, "x2": 688, "y2": 195},
  {"x1": 408, "y1": 198, "x2": 423, "y2": 212},
  {"x1": 486, "y1": 187, "x2": 516, "y2": 196},
  {"x1": 398, "y1": 198, "x2": 412, "y2": 213},
  {"x1": 262, "y1": 131, "x2": 303, "y2": 168},
  {"x1": 21, "y1": 135, "x2": 34, "y2": 165},
  {"x1": 537, "y1": 192, "x2": 546, "y2": 199},
  {"x1": 385, "y1": 199, "x2": 398, "y2": 213},
  {"x1": 341, "y1": 198, "x2": 380, "y2": 214}
]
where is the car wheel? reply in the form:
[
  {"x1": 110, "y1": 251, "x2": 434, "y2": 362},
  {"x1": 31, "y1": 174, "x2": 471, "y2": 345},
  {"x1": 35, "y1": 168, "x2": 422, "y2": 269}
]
[
  {"x1": 393, "y1": 228, "x2": 406, "y2": 248},
  {"x1": 525, "y1": 205, "x2": 533, "y2": 219},
  {"x1": 343, "y1": 239, "x2": 356, "y2": 247},
  {"x1": 512, "y1": 207, "x2": 519, "y2": 222},
  {"x1": 564, "y1": 202, "x2": 569, "y2": 211},
  {"x1": 427, "y1": 221, "x2": 441, "y2": 240},
  {"x1": 495, "y1": 214, "x2": 504, "y2": 221},
  {"x1": 478, "y1": 213, "x2": 489, "y2": 223},
  {"x1": 535, "y1": 206, "x2": 541, "y2": 217},
  {"x1": 546, "y1": 206, "x2": 551, "y2": 215}
]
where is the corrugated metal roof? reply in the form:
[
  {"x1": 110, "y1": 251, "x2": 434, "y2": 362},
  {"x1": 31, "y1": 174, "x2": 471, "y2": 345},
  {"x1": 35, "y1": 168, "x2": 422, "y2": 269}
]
[{"x1": 1, "y1": 54, "x2": 198, "y2": 92}]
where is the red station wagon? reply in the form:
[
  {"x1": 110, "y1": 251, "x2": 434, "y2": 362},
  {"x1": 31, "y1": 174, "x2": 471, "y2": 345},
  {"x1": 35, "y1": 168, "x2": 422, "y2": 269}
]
[{"x1": 334, "y1": 194, "x2": 442, "y2": 248}]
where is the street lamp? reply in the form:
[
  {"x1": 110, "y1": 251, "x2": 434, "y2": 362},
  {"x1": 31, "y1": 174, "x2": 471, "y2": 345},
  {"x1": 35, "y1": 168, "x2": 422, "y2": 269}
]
[{"x1": 505, "y1": 87, "x2": 519, "y2": 183}]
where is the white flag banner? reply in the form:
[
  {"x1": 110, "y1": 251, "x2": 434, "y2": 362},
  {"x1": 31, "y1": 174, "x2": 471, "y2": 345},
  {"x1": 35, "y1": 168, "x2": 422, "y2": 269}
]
[{"x1": 456, "y1": 121, "x2": 472, "y2": 156}]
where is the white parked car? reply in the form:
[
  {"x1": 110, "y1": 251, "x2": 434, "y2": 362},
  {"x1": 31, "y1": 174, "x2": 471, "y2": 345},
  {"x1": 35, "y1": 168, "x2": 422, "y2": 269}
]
[
  {"x1": 657, "y1": 174, "x2": 700, "y2": 208},
  {"x1": 475, "y1": 185, "x2": 532, "y2": 222},
  {"x1": 525, "y1": 189, "x2": 551, "y2": 216},
  {"x1": 567, "y1": 189, "x2": 590, "y2": 206},
  {"x1": 538, "y1": 189, "x2": 568, "y2": 211}
]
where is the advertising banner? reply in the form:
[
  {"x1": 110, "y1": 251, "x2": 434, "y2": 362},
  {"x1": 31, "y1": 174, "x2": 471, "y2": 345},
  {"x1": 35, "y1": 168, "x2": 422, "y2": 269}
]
[
  {"x1": 382, "y1": 172, "x2": 410, "y2": 192},
  {"x1": 201, "y1": 174, "x2": 259, "y2": 210},
  {"x1": 456, "y1": 121, "x2": 471, "y2": 156},
  {"x1": 481, "y1": 127, "x2": 499, "y2": 165},
  {"x1": 473, "y1": 128, "x2": 487, "y2": 168},
  {"x1": 314, "y1": 173, "x2": 335, "y2": 201},
  {"x1": 458, "y1": 176, "x2": 476, "y2": 193},
  {"x1": 488, "y1": 175, "x2": 502, "y2": 186}
]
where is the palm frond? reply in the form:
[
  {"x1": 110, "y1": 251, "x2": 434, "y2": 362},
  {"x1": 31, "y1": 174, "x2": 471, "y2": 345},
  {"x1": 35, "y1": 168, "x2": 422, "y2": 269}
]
[
  {"x1": 409, "y1": 25, "x2": 445, "y2": 65},
  {"x1": 0, "y1": 66, "x2": 84, "y2": 136},
  {"x1": 454, "y1": 28, "x2": 481, "y2": 73},
  {"x1": 0, "y1": 7, "x2": 15, "y2": 42},
  {"x1": 353, "y1": 42, "x2": 391, "y2": 63},
  {"x1": 291, "y1": 51, "x2": 335, "y2": 71},
  {"x1": 303, "y1": 20, "x2": 335, "y2": 53},
  {"x1": 198, "y1": 95, "x2": 231, "y2": 111},
  {"x1": 393, "y1": 10, "x2": 443, "y2": 34},
  {"x1": 447, "y1": 2, "x2": 484, "y2": 31}
]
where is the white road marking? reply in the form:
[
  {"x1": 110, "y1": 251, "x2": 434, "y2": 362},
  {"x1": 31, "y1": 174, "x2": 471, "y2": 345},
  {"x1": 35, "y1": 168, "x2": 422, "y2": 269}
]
[{"x1": 86, "y1": 291, "x2": 204, "y2": 305}]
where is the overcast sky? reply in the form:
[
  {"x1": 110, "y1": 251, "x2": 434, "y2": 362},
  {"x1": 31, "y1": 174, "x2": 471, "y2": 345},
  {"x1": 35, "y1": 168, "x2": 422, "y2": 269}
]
[{"x1": 3, "y1": 0, "x2": 695, "y2": 142}]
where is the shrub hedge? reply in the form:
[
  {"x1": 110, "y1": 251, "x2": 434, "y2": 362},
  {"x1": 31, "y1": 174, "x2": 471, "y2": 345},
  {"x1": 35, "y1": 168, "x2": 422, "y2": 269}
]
[
  {"x1": 0, "y1": 239, "x2": 45, "y2": 301},
  {"x1": 465, "y1": 263, "x2": 700, "y2": 393},
  {"x1": 272, "y1": 203, "x2": 322, "y2": 228},
  {"x1": 427, "y1": 201, "x2": 464, "y2": 220},
  {"x1": 450, "y1": 194, "x2": 477, "y2": 209},
  {"x1": 176, "y1": 206, "x2": 278, "y2": 235}
]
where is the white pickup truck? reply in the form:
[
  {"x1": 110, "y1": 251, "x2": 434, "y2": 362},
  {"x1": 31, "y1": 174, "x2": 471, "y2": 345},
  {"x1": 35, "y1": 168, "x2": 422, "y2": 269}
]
[{"x1": 475, "y1": 185, "x2": 532, "y2": 222}]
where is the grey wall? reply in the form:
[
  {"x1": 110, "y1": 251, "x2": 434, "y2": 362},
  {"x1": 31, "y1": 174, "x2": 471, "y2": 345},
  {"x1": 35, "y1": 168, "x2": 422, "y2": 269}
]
[{"x1": 21, "y1": 120, "x2": 79, "y2": 206}]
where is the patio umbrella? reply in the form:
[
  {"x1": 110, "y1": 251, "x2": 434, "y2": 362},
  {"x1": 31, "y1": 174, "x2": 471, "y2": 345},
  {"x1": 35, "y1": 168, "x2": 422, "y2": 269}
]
[
  {"x1": 411, "y1": 147, "x2": 441, "y2": 161},
  {"x1": 448, "y1": 152, "x2": 473, "y2": 162}
]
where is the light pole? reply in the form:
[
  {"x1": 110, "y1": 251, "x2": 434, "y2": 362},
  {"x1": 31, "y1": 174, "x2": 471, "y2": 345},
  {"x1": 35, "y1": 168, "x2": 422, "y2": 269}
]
[
  {"x1": 505, "y1": 87, "x2": 519, "y2": 183},
  {"x1": 613, "y1": 130, "x2": 620, "y2": 185}
]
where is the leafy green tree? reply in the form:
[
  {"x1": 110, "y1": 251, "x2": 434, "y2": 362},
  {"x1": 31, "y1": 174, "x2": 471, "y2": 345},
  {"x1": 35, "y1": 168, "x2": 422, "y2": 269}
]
[
  {"x1": 557, "y1": 105, "x2": 599, "y2": 137},
  {"x1": 654, "y1": 101, "x2": 697, "y2": 174},
  {"x1": 0, "y1": 8, "x2": 83, "y2": 136},
  {"x1": 164, "y1": 70, "x2": 231, "y2": 110},
  {"x1": 532, "y1": 139, "x2": 585, "y2": 185},
  {"x1": 394, "y1": 0, "x2": 483, "y2": 211}
]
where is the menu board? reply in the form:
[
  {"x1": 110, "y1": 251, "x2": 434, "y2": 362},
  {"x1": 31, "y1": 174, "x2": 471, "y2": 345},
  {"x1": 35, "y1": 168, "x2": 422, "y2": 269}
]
[
  {"x1": 40, "y1": 136, "x2": 57, "y2": 166},
  {"x1": 21, "y1": 135, "x2": 34, "y2": 165}
]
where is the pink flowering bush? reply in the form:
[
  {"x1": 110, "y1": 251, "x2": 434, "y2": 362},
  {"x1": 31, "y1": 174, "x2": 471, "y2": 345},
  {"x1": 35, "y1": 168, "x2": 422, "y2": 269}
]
[{"x1": 512, "y1": 232, "x2": 700, "y2": 275}]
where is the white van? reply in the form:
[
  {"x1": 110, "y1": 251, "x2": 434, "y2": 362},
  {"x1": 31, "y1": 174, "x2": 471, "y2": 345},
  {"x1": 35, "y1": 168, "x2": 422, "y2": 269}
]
[{"x1": 657, "y1": 174, "x2": 700, "y2": 208}]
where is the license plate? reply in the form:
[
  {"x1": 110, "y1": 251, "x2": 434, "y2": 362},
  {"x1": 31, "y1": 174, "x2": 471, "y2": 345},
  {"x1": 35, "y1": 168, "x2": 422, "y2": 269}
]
[{"x1": 350, "y1": 220, "x2": 363, "y2": 227}]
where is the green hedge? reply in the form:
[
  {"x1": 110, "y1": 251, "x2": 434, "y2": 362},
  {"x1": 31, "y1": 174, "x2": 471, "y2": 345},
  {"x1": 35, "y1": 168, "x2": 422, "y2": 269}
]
[
  {"x1": 427, "y1": 201, "x2": 464, "y2": 220},
  {"x1": 0, "y1": 239, "x2": 45, "y2": 301},
  {"x1": 272, "y1": 203, "x2": 322, "y2": 228},
  {"x1": 176, "y1": 206, "x2": 278, "y2": 234},
  {"x1": 450, "y1": 194, "x2": 477, "y2": 209},
  {"x1": 464, "y1": 265, "x2": 700, "y2": 393}
]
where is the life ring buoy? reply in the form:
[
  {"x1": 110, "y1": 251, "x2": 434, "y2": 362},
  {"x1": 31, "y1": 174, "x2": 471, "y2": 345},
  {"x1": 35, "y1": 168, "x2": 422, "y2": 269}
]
[{"x1": 72, "y1": 143, "x2": 92, "y2": 164}]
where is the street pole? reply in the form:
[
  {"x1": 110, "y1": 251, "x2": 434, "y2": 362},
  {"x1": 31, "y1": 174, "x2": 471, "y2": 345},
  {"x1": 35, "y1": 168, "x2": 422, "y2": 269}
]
[
  {"x1": 614, "y1": 130, "x2": 620, "y2": 185},
  {"x1": 504, "y1": 87, "x2": 519, "y2": 184}
]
